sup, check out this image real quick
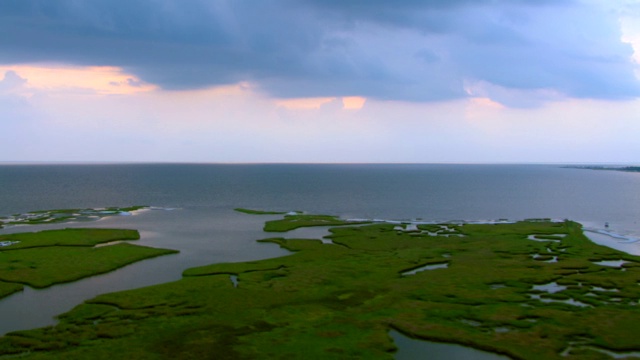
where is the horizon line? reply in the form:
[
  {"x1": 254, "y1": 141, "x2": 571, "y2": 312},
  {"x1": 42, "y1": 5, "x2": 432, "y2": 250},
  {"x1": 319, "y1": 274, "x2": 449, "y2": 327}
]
[{"x1": 0, "y1": 161, "x2": 637, "y2": 166}]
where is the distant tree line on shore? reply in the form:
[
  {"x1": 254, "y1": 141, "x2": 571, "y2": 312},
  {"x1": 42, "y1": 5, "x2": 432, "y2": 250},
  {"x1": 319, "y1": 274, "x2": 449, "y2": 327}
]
[{"x1": 563, "y1": 165, "x2": 640, "y2": 173}]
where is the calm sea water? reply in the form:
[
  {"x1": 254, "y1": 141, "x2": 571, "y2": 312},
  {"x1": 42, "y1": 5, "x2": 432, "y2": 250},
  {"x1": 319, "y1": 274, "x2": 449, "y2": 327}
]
[
  {"x1": 2, "y1": 164, "x2": 640, "y2": 226},
  {"x1": 1, "y1": 164, "x2": 639, "y2": 356}
]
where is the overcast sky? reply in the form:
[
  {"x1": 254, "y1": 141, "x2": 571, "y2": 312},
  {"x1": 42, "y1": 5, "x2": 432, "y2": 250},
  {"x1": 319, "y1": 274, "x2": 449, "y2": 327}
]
[{"x1": 1, "y1": 0, "x2": 639, "y2": 163}]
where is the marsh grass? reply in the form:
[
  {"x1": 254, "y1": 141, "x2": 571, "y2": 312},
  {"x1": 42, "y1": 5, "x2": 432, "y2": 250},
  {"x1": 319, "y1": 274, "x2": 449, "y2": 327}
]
[
  {"x1": 234, "y1": 208, "x2": 288, "y2": 215},
  {"x1": 1, "y1": 219, "x2": 639, "y2": 359},
  {"x1": 0, "y1": 228, "x2": 140, "y2": 250},
  {"x1": 0, "y1": 281, "x2": 23, "y2": 299},
  {"x1": 0, "y1": 244, "x2": 177, "y2": 288},
  {"x1": 1, "y1": 206, "x2": 147, "y2": 227},
  {"x1": 263, "y1": 213, "x2": 370, "y2": 232},
  {"x1": 0, "y1": 228, "x2": 177, "y2": 298}
]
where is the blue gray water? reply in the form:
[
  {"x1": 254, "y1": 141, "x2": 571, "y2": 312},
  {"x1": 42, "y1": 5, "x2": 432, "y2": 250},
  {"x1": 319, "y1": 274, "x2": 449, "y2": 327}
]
[
  {"x1": 1, "y1": 164, "x2": 639, "y2": 357},
  {"x1": 2, "y1": 164, "x2": 639, "y2": 228}
]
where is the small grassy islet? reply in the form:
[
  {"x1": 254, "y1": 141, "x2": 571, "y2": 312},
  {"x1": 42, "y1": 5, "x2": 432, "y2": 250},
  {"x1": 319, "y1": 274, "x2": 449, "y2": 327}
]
[
  {"x1": 234, "y1": 208, "x2": 289, "y2": 215},
  {"x1": 1, "y1": 215, "x2": 640, "y2": 359}
]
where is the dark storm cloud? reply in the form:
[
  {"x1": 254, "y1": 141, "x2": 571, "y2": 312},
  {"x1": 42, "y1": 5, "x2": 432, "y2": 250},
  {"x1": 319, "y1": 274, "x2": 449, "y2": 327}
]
[
  {"x1": 295, "y1": 0, "x2": 571, "y2": 31},
  {"x1": 0, "y1": 0, "x2": 638, "y2": 102}
]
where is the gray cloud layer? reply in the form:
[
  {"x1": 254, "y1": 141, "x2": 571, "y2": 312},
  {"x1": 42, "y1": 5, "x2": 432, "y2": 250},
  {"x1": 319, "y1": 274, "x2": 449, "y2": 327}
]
[{"x1": 1, "y1": 0, "x2": 638, "y2": 102}]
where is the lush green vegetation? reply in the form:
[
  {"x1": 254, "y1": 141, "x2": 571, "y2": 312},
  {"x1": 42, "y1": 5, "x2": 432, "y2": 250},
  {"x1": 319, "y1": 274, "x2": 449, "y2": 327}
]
[
  {"x1": 0, "y1": 228, "x2": 177, "y2": 298},
  {"x1": 0, "y1": 228, "x2": 140, "y2": 250},
  {"x1": 0, "y1": 243, "x2": 177, "y2": 289},
  {"x1": 263, "y1": 213, "x2": 370, "y2": 232},
  {"x1": 1, "y1": 218, "x2": 639, "y2": 359},
  {"x1": 234, "y1": 208, "x2": 288, "y2": 215},
  {"x1": 0, "y1": 282, "x2": 23, "y2": 299}
]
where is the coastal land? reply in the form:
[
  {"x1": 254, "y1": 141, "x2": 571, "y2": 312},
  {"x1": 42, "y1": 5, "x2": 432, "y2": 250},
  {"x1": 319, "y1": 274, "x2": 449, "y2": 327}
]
[
  {"x1": 0, "y1": 206, "x2": 147, "y2": 229},
  {"x1": 564, "y1": 165, "x2": 640, "y2": 173},
  {"x1": 1, "y1": 212, "x2": 639, "y2": 359}
]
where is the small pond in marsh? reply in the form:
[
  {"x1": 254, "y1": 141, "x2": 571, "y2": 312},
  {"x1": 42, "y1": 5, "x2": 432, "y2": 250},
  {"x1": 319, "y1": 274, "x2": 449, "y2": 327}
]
[{"x1": 390, "y1": 330, "x2": 511, "y2": 360}]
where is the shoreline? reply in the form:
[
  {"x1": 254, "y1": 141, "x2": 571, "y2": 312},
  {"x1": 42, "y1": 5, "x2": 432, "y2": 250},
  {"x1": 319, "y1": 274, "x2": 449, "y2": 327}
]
[
  {"x1": 4, "y1": 207, "x2": 637, "y2": 257},
  {"x1": 344, "y1": 216, "x2": 640, "y2": 256}
]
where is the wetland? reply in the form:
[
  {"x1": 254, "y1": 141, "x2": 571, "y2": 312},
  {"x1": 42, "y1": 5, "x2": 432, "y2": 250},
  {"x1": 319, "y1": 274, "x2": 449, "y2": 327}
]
[
  {"x1": 0, "y1": 227, "x2": 176, "y2": 299},
  {"x1": 1, "y1": 211, "x2": 640, "y2": 359},
  {"x1": 2, "y1": 163, "x2": 640, "y2": 358}
]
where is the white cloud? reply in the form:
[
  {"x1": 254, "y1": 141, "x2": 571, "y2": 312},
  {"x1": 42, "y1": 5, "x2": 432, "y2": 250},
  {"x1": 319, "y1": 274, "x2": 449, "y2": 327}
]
[
  {"x1": 4, "y1": 80, "x2": 638, "y2": 163},
  {"x1": 1, "y1": 1, "x2": 639, "y2": 163},
  {"x1": 0, "y1": 70, "x2": 27, "y2": 93}
]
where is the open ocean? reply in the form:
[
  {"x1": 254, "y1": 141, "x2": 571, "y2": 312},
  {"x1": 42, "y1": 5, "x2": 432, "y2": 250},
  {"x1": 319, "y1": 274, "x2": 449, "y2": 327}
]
[
  {"x1": 2, "y1": 163, "x2": 640, "y2": 226},
  {"x1": 1, "y1": 163, "x2": 639, "y2": 348}
]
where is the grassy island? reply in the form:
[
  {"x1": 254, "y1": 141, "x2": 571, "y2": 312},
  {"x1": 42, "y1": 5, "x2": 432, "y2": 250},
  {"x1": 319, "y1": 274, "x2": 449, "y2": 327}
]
[
  {"x1": 0, "y1": 206, "x2": 148, "y2": 229},
  {"x1": 234, "y1": 208, "x2": 289, "y2": 215},
  {"x1": 0, "y1": 228, "x2": 178, "y2": 299},
  {"x1": 1, "y1": 217, "x2": 640, "y2": 359},
  {"x1": 263, "y1": 213, "x2": 370, "y2": 232}
]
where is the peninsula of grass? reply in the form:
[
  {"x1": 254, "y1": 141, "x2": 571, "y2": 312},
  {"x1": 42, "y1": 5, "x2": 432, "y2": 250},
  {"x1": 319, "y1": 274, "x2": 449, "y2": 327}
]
[
  {"x1": 263, "y1": 213, "x2": 370, "y2": 232},
  {"x1": 0, "y1": 282, "x2": 23, "y2": 299},
  {"x1": 0, "y1": 228, "x2": 177, "y2": 299},
  {"x1": 233, "y1": 208, "x2": 288, "y2": 215},
  {"x1": 0, "y1": 228, "x2": 140, "y2": 250},
  {"x1": 1, "y1": 219, "x2": 640, "y2": 359}
]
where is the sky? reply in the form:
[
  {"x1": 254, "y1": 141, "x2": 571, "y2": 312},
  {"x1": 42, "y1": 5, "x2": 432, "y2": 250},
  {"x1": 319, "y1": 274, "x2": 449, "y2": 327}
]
[{"x1": 1, "y1": 0, "x2": 639, "y2": 163}]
